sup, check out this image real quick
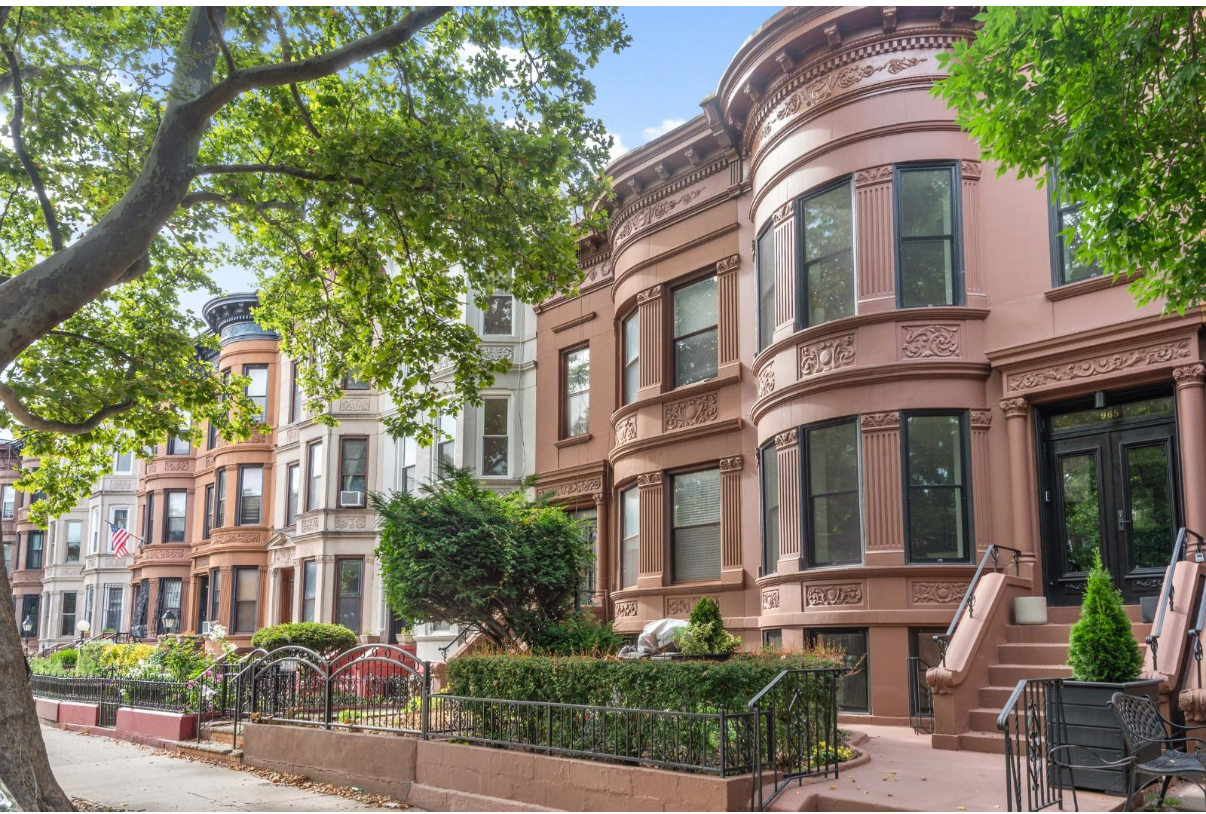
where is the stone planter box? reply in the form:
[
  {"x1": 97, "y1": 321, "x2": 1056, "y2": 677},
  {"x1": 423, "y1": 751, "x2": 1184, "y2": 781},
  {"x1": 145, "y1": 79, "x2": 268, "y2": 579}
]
[
  {"x1": 116, "y1": 707, "x2": 197, "y2": 742},
  {"x1": 1057, "y1": 678, "x2": 1161, "y2": 794}
]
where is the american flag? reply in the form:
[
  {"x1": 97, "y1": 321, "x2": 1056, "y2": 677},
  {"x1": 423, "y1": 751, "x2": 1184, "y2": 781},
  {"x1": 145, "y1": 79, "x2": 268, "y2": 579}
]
[{"x1": 109, "y1": 522, "x2": 131, "y2": 558}]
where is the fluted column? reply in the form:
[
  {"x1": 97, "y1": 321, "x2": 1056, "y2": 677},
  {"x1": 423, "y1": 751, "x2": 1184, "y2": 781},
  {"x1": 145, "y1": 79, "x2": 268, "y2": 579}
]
[
  {"x1": 217, "y1": 566, "x2": 233, "y2": 628},
  {"x1": 775, "y1": 429, "x2": 801, "y2": 574},
  {"x1": 1001, "y1": 398, "x2": 1035, "y2": 561},
  {"x1": 960, "y1": 160, "x2": 983, "y2": 297},
  {"x1": 716, "y1": 255, "x2": 741, "y2": 370},
  {"x1": 854, "y1": 165, "x2": 894, "y2": 312},
  {"x1": 859, "y1": 412, "x2": 903, "y2": 565},
  {"x1": 637, "y1": 472, "x2": 664, "y2": 587},
  {"x1": 720, "y1": 455, "x2": 743, "y2": 579},
  {"x1": 593, "y1": 491, "x2": 610, "y2": 608},
  {"x1": 773, "y1": 202, "x2": 796, "y2": 332},
  {"x1": 1175, "y1": 364, "x2": 1206, "y2": 535},
  {"x1": 970, "y1": 409, "x2": 995, "y2": 556},
  {"x1": 638, "y1": 286, "x2": 663, "y2": 395}
]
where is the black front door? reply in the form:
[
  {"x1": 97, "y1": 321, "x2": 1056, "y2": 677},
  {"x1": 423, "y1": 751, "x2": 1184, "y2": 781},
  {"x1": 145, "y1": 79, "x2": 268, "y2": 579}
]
[{"x1": 1042, "y1": 390, "x2": 1181, "y2": 606}]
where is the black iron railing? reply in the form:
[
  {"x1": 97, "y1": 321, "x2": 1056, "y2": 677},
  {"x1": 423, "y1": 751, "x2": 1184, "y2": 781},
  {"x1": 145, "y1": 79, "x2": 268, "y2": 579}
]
[
  {"x1": 29, "y1": 674, "x2": 188, "y2": 725},
  {"x1": 906, "y1": 655, "x2": 933, "y2": 734},
  {"x1": 997, "y1": 678, "x2": 1068, "y2": 813},
  {"x1": 429, "y1": 695, "x2": 753, "y2": 776},
  {"x1": 748, "y1": 668, "x2": 843, "y2": 811},
  {"x1": 1146, "y1": 527, "x2": 1205, "y2": 670},
  {"x1": 437, "y1": 624, "x2": 478, "y2": 660},
  {"x1": 934, "y1": 544, "x2": 1022, "y2": 667}
]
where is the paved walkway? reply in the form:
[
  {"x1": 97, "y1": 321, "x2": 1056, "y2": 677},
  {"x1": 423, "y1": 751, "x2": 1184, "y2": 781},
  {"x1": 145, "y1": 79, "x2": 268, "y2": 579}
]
[{"x1": 42, "y1": 725, "x2": 384, "y2": 811}]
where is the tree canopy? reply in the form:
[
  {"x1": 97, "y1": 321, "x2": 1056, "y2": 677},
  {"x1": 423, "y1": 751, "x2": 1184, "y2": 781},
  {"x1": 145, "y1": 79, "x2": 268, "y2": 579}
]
[
  {"x1": 934, "y1": 7, "x2": 1206, "y2": 311},
  {"x1": 0, "y1": 6, "x2": 628, "y2": 521}
]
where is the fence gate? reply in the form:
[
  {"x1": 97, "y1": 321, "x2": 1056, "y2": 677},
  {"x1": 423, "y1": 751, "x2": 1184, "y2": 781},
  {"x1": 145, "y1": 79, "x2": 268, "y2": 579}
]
[{"x1": 98, "y1": 678, "x2": 120, "y2": 728}]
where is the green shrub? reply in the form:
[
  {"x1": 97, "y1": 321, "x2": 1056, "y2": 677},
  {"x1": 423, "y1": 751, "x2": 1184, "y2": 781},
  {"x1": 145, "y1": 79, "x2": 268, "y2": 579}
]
[
  {"x1": 1068, "y1": 554, "x2": 1142, "y2": 683},
  {"x1": 28, "y1": 656, "x2": 69, "y2": 676},
  {"x1": 126, "y1": 637, "x2": 212, "y2": 682},
  {"x1": 50, "y1": 648, "x2": 78, "y2": 668},
  {"x1": 447, "y1": 650, "x2": 843, "y2": 713},
  {"x1": 75, "y1": 641, "x2": 157, "y2": 676},
  {"x1": 251, "y1": 622, "x2": 357, "y2": 656},
  {"x1": 673, "y1": 598, "x2": 741, "y2": 656},
  {"x1": 531, "y1": 610, "x2": 623, "y2": 656}
]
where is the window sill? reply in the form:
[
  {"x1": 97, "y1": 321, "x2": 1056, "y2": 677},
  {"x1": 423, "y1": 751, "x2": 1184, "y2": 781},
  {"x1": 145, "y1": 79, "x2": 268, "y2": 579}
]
[
  {"x1": 555, "y1": 433, "x2": 592, "y2": 449},
  {"x1": 1045, "y1": 271, "x2": 1140, "y2": 301}
]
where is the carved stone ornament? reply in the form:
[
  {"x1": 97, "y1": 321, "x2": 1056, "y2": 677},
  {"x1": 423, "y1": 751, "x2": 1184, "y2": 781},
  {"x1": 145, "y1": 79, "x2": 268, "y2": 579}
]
[
  {"x1": 481, "y1": 346, "x2": 515, "y2": 363},
  {"x1": 1174, "y1": 363, "x2": 1206, "y2": 387},
  {"x1": 145, "y1": 462, "x2": 157, "y2": 475},
  {"x1": 774, "y1": 428, "x2": 798, "y2": 449},
  {"x1": 799, "y1": 334, "x2": 856, "y2": 378},
  {"x1": 338, "y1": 397, "x2": 372, "y2": 413},
  {"x1": 882, "y1": 6, "x2": 898, "y2": 33},
  {"x1": 334, "y1": 514, "x2": 369, "y2": 530},
  {"x1": 902, "y1": 325, "x2": 960, "y2": 359},
  {"x1": 805, "y1": 584, "x2": 862, "y2": 607},
  {"x1": 1180, "y1": 688, "x2": 1206, "y2": 724},
  {"x1": 911, "y1": 582, "x2": 969, "y2": 604},
  {"x1": 715, "y1": 254, "x2": 741, "y2": 275},
  {"x1": 212, "y1": 531, "x2": 262, "y2": 546},
  {"x1": 614, "y1": 600, "x2": 638, "y2": 618},
  {"x1": 615, "y1": 416, "x2": 637, "y2": 445},
  {"x1": 859, "y1": 411, "x2": 900, "y2": 431},
  {"x1": 637, "y1": 285, "x2": 663, "y2": 304},
  {"x1": 663, "y1": 393, "x2": 718, "y2": 431},
  {"x1": 719, "y1": 455, "x2": 743, "y2": 472},
  {"x1": 553, "y1": 479, "x2": 602, "y2": 498},
  {"x1": 164, "y1": 460, "x2": 191, "y2": 473},
  {"x1": 824, "y1": 23, "x2": 842, "y2": 48},
  {"x1": 757, "y1": 366, "x2": 776, "y2": 398},
  {"x1": 271, "y1": 547, "x2": 293, "y2": 564},
  {"x1": 854, "y1": 164, "x2": 893, "y2": 188},
  {"x1": 999, "y1": 397, "x2": 1029, "y2": 418},
  {"x1": 1006, "y1": 340, "x2": 1191, "y2": 392},
  {"x1": 667, "y1": 596, "x2": 715, "y2": 617},
  {"x1": 297, "y1": 517, "x2": 321, "y2": 533},
  {"x1": 637, "y1": 472, "x2": 664, "y2": 488},
  {"x1": 286, "y1": 428, "x2": 301, "y2": 444},
  {"x1": 108, "y1": 479, "x2": 133, "y2": 492},
  {"x1": 970, "y1": 410, "x2": 992, "y2": 429},
  {"x1": 612, "y1": 187, "x2": 704, "y2": 243},
  {"x1": 926, "y1": 664, "x2": 955, "y2": 696},
  {"x1": 960, "y1": 159, "x2": 982, "y2": 180},
  {"x1": 772, "y1": 200, "x2": 795, "y2": 225},
  {"x1": 761, "y1": 589, "x2": 780, "y2": 610}
]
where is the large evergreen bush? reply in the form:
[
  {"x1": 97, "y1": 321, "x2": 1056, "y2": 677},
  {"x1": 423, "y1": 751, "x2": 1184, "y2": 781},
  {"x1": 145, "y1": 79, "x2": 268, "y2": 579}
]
[
  {"x1": 1067, "y1": 554, "x2": 1142, "y2": 683},
  {"x1": 251, "y1": 622, "x2": 357, "y2": 657}
]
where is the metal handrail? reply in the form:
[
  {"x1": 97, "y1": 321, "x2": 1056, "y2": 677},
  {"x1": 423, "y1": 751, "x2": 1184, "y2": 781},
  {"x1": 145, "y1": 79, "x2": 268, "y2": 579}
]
[
  {"x1": 933, "y1": 544, "x2": 1023, "y2": 667},
  {"x1": 996, "y1": 677, "x2": 1069, "y2": 812},
  {"x1": 906, "y1": 655, "x2": 933, "y2": 734},
  {"x1": 1146, "y1": 527, "x2": 1205, "y2": 670},
  {"x1": 438, "y1": 623, "x2": 478, "y2": 660}
]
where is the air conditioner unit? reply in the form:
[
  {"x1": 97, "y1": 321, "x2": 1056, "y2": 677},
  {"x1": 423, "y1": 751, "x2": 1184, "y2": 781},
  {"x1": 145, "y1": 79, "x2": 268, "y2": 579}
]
[
  {"x1": 340, "y1": 490, "x2": 365, "y2": 508},
  {"x1": 201, "y1": 621, "x2": 212, "y2": 635}
]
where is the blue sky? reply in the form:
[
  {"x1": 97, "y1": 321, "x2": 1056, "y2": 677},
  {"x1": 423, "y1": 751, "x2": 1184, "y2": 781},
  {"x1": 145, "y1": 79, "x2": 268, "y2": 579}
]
[{"x1": 189, "y1": 6, "x2": 781, "y2": 317}]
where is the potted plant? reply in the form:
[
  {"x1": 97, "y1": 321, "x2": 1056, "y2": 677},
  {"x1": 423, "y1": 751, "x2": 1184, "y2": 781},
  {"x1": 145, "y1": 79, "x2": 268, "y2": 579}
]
[
  {"x1": 1059, "y1": 554, "x2": 1160, "y2": 794},
  {"x1": 673, "y1": 598, "x2": 741, "y2": 660}
]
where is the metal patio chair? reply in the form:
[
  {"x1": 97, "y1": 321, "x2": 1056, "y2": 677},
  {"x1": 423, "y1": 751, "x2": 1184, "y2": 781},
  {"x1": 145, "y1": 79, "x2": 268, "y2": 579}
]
[{"x1": 1110, "y1": 691, "x2": 1206, "y2": 811}]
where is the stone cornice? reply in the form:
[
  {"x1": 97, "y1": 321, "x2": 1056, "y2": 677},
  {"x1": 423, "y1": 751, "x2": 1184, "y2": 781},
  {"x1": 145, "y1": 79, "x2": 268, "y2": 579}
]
[{"x1": 608, "y1": 417, "x2": 744, "y2": 466}]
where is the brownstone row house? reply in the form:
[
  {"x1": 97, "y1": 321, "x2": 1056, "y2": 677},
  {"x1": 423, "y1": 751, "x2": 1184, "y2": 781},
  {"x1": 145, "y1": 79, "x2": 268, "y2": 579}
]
[{"x1": 534, "y1": 4, "x2": 1206, "y2": 744}]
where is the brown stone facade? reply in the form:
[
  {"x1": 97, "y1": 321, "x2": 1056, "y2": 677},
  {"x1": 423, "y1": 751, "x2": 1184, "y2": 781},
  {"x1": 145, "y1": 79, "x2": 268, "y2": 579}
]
[{"x1": 534, "y1": 5, "x2": 1206, "y2": 726}]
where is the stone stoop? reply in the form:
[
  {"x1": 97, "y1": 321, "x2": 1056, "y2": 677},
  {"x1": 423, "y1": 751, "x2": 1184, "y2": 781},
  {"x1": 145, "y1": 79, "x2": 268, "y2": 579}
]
[
  {"x1": 175, "y1": 738, "x2": 244, "y2": 766},
  {"x1": 955, "y1": 618, "x2": 1152, "y2": 754}
]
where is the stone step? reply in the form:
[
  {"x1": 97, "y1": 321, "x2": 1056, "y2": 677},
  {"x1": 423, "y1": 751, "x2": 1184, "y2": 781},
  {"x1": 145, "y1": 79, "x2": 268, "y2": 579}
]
[
  {"x1": 988, "y1": 663, "x2": 1072, "y2": 686},
  {"x1": 996, "y1": 642, "x2": 1070, "y2": 665},
  {"x1": 967, "y1": 707, "x2": 1008, "y2": 732},
  {"x1": 1005, "y1": 624, "x2": 1075, "y2": 644},
  {"x1": 979, "y1": 684, "x2": 1021, "y2": 708},
  {"x1": 175, "y1": 740, "x2": 243, "y2": 765},
  {"x1": 204, "y1": 729, "x2": 236, "y2": 746},
  {"x1": 956, "y1": 729, "x2": 1006, "y2": 755}
]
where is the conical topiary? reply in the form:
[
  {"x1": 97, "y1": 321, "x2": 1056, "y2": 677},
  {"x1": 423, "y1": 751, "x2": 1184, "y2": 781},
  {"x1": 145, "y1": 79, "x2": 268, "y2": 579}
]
[{"x1": 1067, "y1": 553, "x2": 1142, "y2": 683}]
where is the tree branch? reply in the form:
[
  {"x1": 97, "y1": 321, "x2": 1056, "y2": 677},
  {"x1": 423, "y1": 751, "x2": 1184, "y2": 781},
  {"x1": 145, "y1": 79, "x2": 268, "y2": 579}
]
[
  {"x1": 205, "y1": 7, "x2": 236, "y2": 77},
  {"x1": 0, "y1": 379, "x2": 134, "y2": 434},
  {"x1": 46, "y1": 330, "x2": 135, "y2": 363},
  {"x1": 180, "y1": 190, "x2": 301, "y2": 214},
  {"x1": 2, "y1": 43, "x2": 62, "y2": 252},
  {"x1": 193, "y1": 163, "x2": 364, "y2": 185},
  {"x1": 185, "y1": 6, "x2": 452, "y2": 121},
  {"x1": 271, "y1": 8, "x2": 322, "y2": 140}
]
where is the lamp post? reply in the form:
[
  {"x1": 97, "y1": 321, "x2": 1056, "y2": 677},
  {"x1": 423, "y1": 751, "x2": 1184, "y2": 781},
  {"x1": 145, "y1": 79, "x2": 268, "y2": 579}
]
[{"x1": 76, "y1": 618, "x2": 91, "y2": 642}]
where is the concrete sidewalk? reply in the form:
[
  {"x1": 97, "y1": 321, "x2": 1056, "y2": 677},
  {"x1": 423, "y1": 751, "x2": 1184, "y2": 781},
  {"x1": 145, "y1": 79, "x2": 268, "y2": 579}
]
[{"x1": 42, "y1": 724, "x2": 386, "y2": 811}]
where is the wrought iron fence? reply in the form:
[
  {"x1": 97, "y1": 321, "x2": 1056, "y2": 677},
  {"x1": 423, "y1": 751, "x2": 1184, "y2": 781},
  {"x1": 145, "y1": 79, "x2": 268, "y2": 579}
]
[
  {"x1": 906, "y1": 656, "x2": 933, "y2": 734},
  {"x1": 997, "y1": 677, "x2": 1068, "y2": 812},
  {"x1": 428, "y1": 694, "x2": 754, "y2": 776},
  {"x1": 748, "y1": 668, "x2": 843, "y2": 811},
  {"x1": 29, "y1": 674, "x2": 187, "y2": 726}
]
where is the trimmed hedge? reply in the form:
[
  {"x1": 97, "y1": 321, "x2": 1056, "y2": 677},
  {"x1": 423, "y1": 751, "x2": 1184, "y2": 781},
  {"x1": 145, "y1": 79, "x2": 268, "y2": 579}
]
[
  {"x1": 251, "y1": 622, "x2": 357, "y2": 656},
  {"x1": 446, "y1": 651, "x2": 843, "y2": 713}
]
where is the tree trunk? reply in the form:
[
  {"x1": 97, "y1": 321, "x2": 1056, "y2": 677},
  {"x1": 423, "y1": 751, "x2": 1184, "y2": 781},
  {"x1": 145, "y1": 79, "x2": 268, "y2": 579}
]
[{"x1": 0, "y1": 523, "x2": 73, "y2": 811}]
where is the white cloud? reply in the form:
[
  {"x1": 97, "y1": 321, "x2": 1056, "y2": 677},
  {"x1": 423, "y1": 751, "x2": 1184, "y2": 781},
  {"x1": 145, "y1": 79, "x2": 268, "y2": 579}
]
[{"x1": 642, "y1": 118, "x2": 687, "y2": 141}]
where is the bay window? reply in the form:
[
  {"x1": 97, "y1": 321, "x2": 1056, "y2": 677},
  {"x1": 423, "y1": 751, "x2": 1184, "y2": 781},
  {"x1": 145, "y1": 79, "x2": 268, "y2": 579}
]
[
  {"x1": 483, "y1": 293, "x2": 514, "y2": 335},
  {"x1": 340, "y1": 438, "x2": 368, "y2": 500},
  {"x1": 302, "y1": 559, "x2": 317, "y2": 622},
  {"x1": 481, "y1": 398, "x2": 509, "y2": 476},
  {"x1": 286, "y1": 464, "x2": 300, "y2": 526},
  {"x1": 804, "y1": 419, "x2": 862, "y2": 567},
  {"x1": 237, "y1": 465, "x2": 263, "y2": 525},
  {"x1": 214, "y1": 469, "x2": 226, "y2": 528},
  {"x1": 760, "y1": 442, "x2": 779, "y2": 576},
  {"x1": 620, "y1": 487, "x2": 639, "y2": 590},
  {"x1": 306, "y1": 441, "x2": 323, "y2": 510},
  {"x1": 757, "y1": 224, "x2": 775, "y2": 350},
  {"x1": 64, "y1": 521, "x2": 82, "y2": 563},
  {"x1": 896, "y1": 164, "x2": 961, "y2": 308},
  {"x1": 164, "y1": 490, "x2": 187, "y2": 542},
  {"x1": 336, "y1": 558, "x2": 363, "y2": 632},
  {"x1": 398, "y1": 436, "x2": 418, "y2": 494},
  {"x1": 671, "y1": 469, "x2": 721, "y2": 583},
  {"x1": 622, "y1": 313, "x2": 640, "y2": 405},
  {"x1": 232, "y1": 566, "x2": 258, "y2": 633},
  {"x1": 244, "y1": 365, "x2": 269, "y2": 422},
  {"x1": 563, "y1": 346, "x2": 590, "y2": 437},
  {"x1": 60, "y1": 592, "x2": 77, "y2": 636},
  {"x1": 672, "y1": 276, "x2": 718, "y2": 387},
  {"x1": 799, "y1": 180, "x2": 855, "y2": 327},
  {"x1": 435, "y1": 415, "x2": 455, "y2": 478},
  {"x1": 903, "y1": 412, "x2": 971, "y2": 562},
  {"x1": 26, "y1": 530, "x2": 43, "y2": 569}
]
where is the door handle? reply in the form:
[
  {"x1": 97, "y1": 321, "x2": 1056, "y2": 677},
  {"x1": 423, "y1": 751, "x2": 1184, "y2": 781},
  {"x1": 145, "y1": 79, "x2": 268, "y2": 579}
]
[{"x1": 1117, "y1": 510, "x2": 1131, "y2": 531}]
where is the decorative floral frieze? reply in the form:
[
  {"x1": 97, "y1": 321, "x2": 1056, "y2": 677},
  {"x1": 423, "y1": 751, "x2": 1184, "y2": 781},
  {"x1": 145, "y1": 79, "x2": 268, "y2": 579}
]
[
  {"x1": 211, "y1": 531, "x2": 262, "y2": 546},
  {"x1": 970, "y1": 410, "x2": 992, "y2": 429},
  {"x1": 799, "y1": 334, "x2": 855, "y2": 378},
  {"x1": 551, "y1": 479, "x2": 603, "y2": 498},
  {"x1": 756, "y1": 366, "x2": 776, "y2": 398},
  {"x1": 637, "y1": 472, "x2": 663, "y2": 487},
  {"x1": 337, "y1": 397, "x2": 373, "y2": 413},
  {"x1": 637, "y1": 285, "x2": 662, "y2": 304},
  {"x1": 663, "y1": 393, "x2": 718, "y2": 431},
  {"x1": 270, "y1": 547, "x2": 293, "y2": 564},
  {"x1": 854, "y1": 164, "x2": 893, "y2": 187},
  {"x1": 1174, "y1": 363, "x2": 1206, "y2": 386},
  {"x1": 139, "y1": 546, "x2": 187, "y2": 561},
  {"x1": 902, "y1": 324, "x2": 960, "y2": 359},
  {"x1": 612, "y1": 187, "x2": 704, "y2": 243},
  {"x1": 614, "y1": 600, "x2": 638, "y2": 618},
  {"x1": 772, "y1": 200, "x2": 795, "y2": 225},
  {"x1": 715, "y1": 254, "x2": 740, "y2": 275},
  {"x1": 615, "y1": 416, "x2": 637, "y2": 445},
  {"x1": 761, "y1": 589, "x2": 780, "y2": 610},
  {"x1": 297, "y1": 517, "x2": 321, "y2": 533},
  {"x1": 164, "y1": 460, "x2": 191, "y2": 473},
  {"x1": 286, "y1": 428, "x2": 301, "y2": 444},
  {"x1": 774, "y1": 428, "x2": 798, "y2": 449},
  {"x1": 480, "y1": 346, "x2": 515, "y2": 363},
  {"x1": 719, "y1": 455, "x2": 743, "y2": 472},
  {"x1": 1006, "y1": 340, "x2": 1191, "y2": 392},
  {"x1": 107, "y1": 479, "x2": 134, "y2": 491},
  {"x1": 911, "y1": 582, "x2": 968, "y2": 604},
  {"x1": 860, "y1": 411, "x2": 900, "y2": 431},
  {"x1": 334, "y1": 514, "x2": 369, "y2": 530},
  {"x1": 805, "y1": 584, "x2": 863, "y2": 607},
  {"x1": 667, "y1": 596, "x2": 716, "y2": 617}
]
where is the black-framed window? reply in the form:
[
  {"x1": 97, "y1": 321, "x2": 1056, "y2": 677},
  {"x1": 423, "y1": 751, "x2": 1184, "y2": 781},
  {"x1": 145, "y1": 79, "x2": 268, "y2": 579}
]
[
  {"x1": 214, "y1": 469, "x2": 226, "y2": 528},
  {"x1": 306, "y1": 441, "x2": 323, "y2": 510},
  {"x1": 1049, "y1": 168, "x2": 1100, "y2": 286},
  {"x1": 244, "y1": 364, "x2": 269, "y2": 422},
  {"x1": 102, "y1": 585, "x2": 122, "y2": 632},
  {"x1": 156, "y1": 577, "x2": 182, "y2": 635},
  {"x1": 64, "y1": 520, "x2": 81, "y2": 563},
  {"x1": 84, "y1": 585, "x2": 94, "y2": 630},
  {"x1": 563, "y1": 346, "x2": 590, "y2": 438},
  {"x1": 290, "y1": 362, "x2": 303, "y2": 423},
  {"x1": 3, "y1": 538, "x2": 13, "y2": 572},
  {"x1": 398, "y1": 437, "x2": 418, "y2": 495},
  {"x1": 341, "y1": 372, "x2": 370, "y2": 390},
  {"x1": 620, "y1": 486, "x2": 639, "y2": 590},
  {"x1": 895, "y1": 163, "x2": 962, "y2": 308},
  {"x1": 203, "y1": 484, "x2": 214, "y2": 539},
  {"x1": 20, "y1": 594, "x2": 39, "y2": 637},
  {"x1": 336, "y1": 558, "x2": 363, "y2": 632},
  {"x1": 286, "y1": 463, "x2": 300, "y2": 526},
  {"x1": 481, "y1": 399, "x2": 509, "y2": 477},
  {"x1": 903, "y1": 411, "x2": 972, "y2": 562},
  {"x1": 757, "y1": 224, "x2": 776, "y2": 350},
  {"x1": 60, "y1": 592, "x2": 77, "y2": 636},
  {"x1": 672, "y1": 275, "x2": 718, "y2": 388},
  {"x1": 209, "y1": 569, "x2": 222, "y2": 627},
  {"x1": 807, "y1": 628, "x2": 869, "y2": 713},
  {"x1": 804, "y1": 418, "x2": 862, "y2": 567},
  {"x1": 207, "y1": 420, "x2": 217, "y2": 450},
  {"x1": 168, "y1": 431, "x2": 191, "y2": 456},
  {"x1": 798, "y1": 179, "x2": 855, "y2": 329},
  {"x1": 231, "y1": 566, "x2": 258, "y2": 633},
  {"x1": 435, "y1": 415, "x2": 455, "y2": 478},
  {"x1": 763, "y1": 629, "x2": 783, "y2": 649},
  {"x1": 196, "y1": 574, "x2": 209, "y2": 629},
  {"x1": 340, "y1": 437, "x2": 368, "y2": 498},
  {"x1": 144, "y1": 491, "x2": 155, "y2": 544},
  {"x1": 237, "y1": 465, "x2": 263, "y2": 525},
  {"x1": 164, "y1": 490, "x2": 187, "y2": 543},
  {"x1": 26, "y1": 530, "x2": 43, "y2": 569},
  {"x1": 622, "y1": 312, "x2": 640, "y2": 405},
  {"x1": 482, "y1": 293, "x2": 514, "y2": 335},
  {"x1": 671, "y1": 468, "x2": 721, "y2": 583},
  {"x1": 760, "y1": 441, "x2": 779, "y2": 576},
  {"x1": 302, "y1": 559, "x2": 317, "y2": 622}
]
